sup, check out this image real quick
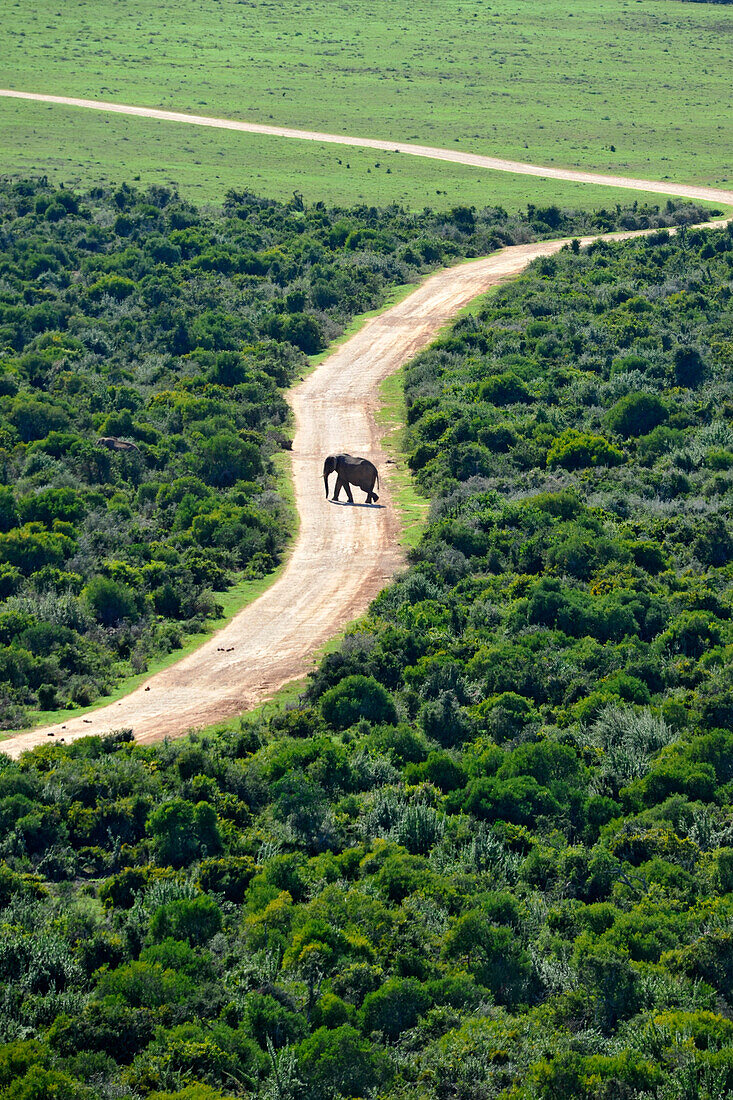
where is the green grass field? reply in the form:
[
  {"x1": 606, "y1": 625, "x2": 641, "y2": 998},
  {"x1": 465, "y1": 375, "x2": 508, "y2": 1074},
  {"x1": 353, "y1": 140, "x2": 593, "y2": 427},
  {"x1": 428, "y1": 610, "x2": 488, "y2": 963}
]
[
  {"x1": 1, "y1": 0, "x2": 730, "y2": 210},
  {"x1": 0, "y1": 97, "x2": 712, "y2": 213}
]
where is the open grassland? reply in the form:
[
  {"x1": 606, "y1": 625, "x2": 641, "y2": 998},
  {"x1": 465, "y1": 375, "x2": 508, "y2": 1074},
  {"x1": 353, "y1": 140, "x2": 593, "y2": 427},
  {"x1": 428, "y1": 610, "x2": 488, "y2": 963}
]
[
  {"x1": 2, "y1": 0, "x2": 730, "y2": 191},
  {"x1": 0, "y1": 97, "x2": 712, "y2": 213}
]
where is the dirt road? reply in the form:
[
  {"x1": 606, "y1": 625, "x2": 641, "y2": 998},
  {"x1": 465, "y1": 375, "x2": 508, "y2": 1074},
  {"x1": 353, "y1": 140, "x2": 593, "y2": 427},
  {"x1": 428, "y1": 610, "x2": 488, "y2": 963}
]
[
  {"x1": 2, "y1": 89, "x2": 733, "y2": 207},
  {"x1": 0, "y1": 223, "x2": 729, "y2": 759}
]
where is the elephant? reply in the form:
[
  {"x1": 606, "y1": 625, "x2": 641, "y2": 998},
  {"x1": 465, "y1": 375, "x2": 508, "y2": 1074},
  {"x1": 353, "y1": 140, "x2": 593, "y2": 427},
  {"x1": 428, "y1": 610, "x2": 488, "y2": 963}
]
[
  {"x1": 323, "y1": 454, "x2": 379, "y2": 504},
  {"x1": 97, "y1": 436, "x2": 139, "y2": 453}
]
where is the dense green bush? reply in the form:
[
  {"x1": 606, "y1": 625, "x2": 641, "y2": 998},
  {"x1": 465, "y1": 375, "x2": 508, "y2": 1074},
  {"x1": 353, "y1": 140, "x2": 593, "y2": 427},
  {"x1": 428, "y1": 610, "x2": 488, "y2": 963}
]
[
  {"x1": 0, "y1": 179, "x2": 712, "y2": 726},
  {"x1": 320, "y1": 675, "x2": 398, "y2": 728},
  {"x1": 606, "y1": 392, "x2": 667, "y2": 437},
  {"x1": 84, "y1": 576, "x2": 139, "y2": 627},
  {"x1": 546, "y1": 429, "x2": 624, "y2": 470},
  {"x1": 150, "y1": 897, "x2": 223, "y2": 946},
  {"x1": 361, "y1": 977, "x2": 431, "y2": 1038},
  {"x1": 0, "y1": 199, "x2": 730, "y2": 1100}
]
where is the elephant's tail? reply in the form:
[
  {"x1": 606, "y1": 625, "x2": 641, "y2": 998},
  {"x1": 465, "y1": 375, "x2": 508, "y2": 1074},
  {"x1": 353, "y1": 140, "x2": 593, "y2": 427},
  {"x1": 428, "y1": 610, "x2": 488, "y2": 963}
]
[{"x1": 376, "y1": 470, "x2": 380, "y2": 490}]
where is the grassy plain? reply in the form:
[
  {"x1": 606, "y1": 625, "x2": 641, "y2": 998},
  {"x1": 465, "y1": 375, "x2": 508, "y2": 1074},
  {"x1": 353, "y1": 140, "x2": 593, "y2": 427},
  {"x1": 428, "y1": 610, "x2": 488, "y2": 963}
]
[
  {"x1": 1, "y1": 0, "x2": 731, "y2": 207},
  {"x1": 0, "y1": 97, "x2": 705, "y2": 213}
]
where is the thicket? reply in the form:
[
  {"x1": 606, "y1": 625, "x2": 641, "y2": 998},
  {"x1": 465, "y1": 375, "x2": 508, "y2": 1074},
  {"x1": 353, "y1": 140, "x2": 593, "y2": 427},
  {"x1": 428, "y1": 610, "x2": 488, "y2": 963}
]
[
  {"x1": 0, "y1": 220, "x2": 732, "y2": 1098},
  {"x1": 0, "y1": 179, "x2": 713, "y2": 728}
]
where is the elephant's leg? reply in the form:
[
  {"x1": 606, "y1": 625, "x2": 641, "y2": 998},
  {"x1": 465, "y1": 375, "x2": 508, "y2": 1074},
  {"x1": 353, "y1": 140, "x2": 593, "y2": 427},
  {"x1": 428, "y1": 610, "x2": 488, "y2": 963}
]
[{"x1": 333, "y1": 475, "x2": 354, "y2": 502}]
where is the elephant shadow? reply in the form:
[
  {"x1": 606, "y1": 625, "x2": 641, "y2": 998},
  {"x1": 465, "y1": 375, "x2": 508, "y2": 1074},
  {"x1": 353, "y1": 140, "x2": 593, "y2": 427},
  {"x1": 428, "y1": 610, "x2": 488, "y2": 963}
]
[{"x1": 329, "y1": 500, "x2": 385, "y2": 509}]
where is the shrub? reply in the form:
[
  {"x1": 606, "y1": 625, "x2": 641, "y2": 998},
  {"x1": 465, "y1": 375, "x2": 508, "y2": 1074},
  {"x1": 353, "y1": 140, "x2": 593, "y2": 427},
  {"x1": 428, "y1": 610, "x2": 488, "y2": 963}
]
[
  {"x1": 280, "y1": 312, "x2": 324, "y2": 354},
  {"x1": 717, "y1": 850, "x2": 733, "y2": 894},
  {"x1": 197, "y1": 432, "x2": 262, "y2": 488},
  {"x1": 0, "y1": 525, "x2": 76, "y2": 574},
  {"x1": 479, "y1": 372, "x2": 532, "y2": 405},
  {"x1": 320, "y1": 675, "x2": 397, "y2": 729},
  {"x1": 96, "y1": 960, "x2": 194, "y2": 1009},
  {"x1": 297, "y1": 1025, "x2": 392, "y2": 1097},
  {"x1": 547, "y1": 429, "x2": 623, "y2": 470},
  {"x1": 0, "y1": 487, "x2": 18, "y2": 533},
  {"x1": 464, "y1": 775, "x2": 561, "y2": 825},
  {"x1": 674, "y1": 931, "x2": 733, "y2": 1001},
  {"x1": 240, "y1": 991, "x2": 307, "y2": 1048},
  {"x1": 413, "y1": 750, "x2": 466, "y2": 791},
  {"x1": 574, "y1": 940, "x2": 642, "y2": 1031},
  {"x1": 674, "y1": 345, "x2": 706, "y2": 387},
  {"x1": 9, "y1": 398, "x2": 69, "y2": 442},
  {"x1": 150, "y1": 895, "x2": 222, "y2": 946},
  {"x1": 419, "y1": 690, "x2": 474, "y2": 747},
  {"x1": 84, "y1": 576, "x2": 139, "y2": 626},
  {"x1": 361, "y1": 977, "x2": 431, "y2": 1039},
  {"x1": 48, "y1": 1002, "x2": 153, "y2": 1063},
  {"x1": 146, "y1": 799, "x2": 199, "y2": 866},
  {"x1": 88, "y1": 274, "x2": 135, "y2": 301},
  {"x1": 148, "y1": 1087, "x2": 236, "y2": 1100},
  {"x1": 2, "y1": 1066, "x2": 86, "y2": 1099},
  {"x1": 312, "y1": 993, "x2": 352, "y2": 1029},
  {"x1": 636, "y1": 424, "x2": 685, "y2": 465},
  {"x1": 443, "y1": 911, "x2": 532, "y2": 1006},
  {"x1": 198, "y1": 856, "x2": 257, "y2": 902},
  {"x1": 475, "y1": 692, "x2": 537, "y2": 742},
  {"x1": 663, "y1": 611, "x2": 722, "y2": 657},
  {"x1": 606, "y1": 392, "x2": 667, "y2": 438}
]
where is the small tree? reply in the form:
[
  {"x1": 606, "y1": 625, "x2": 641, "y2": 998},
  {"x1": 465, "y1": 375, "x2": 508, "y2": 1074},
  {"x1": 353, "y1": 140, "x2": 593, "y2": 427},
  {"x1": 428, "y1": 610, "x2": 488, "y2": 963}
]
[
  {"x1": 361, "y1": 977, "x2": 431, "y2": 1040},
  {"x1": 606, "y1": 392, "x2": 667, "y2": 438},
  {"x1": 150, "y1": 896, "x2": 222, "y2": 946},
  {"x1": 146, "y1": 799, "x2": 198, "y2": 866},
  {"x1": 674, "y1": 345, "x2": 706, "y2": 388},
  {"x1": 197, "y1": 431, "x2": 262, "y2": 487},
  {"x1": 320, "y1": 675, "x2": 397, "y2": 729},
  {"x1": 84, "y1": 576, "x2": 138, "y2": 626}
]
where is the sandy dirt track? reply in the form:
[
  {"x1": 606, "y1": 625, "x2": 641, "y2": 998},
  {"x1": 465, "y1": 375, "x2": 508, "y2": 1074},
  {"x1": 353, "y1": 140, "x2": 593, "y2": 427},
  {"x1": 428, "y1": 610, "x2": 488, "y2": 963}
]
[
  {"x1": 2, "y1": 221, "x2": 729, "y2": 760},
  {"x1": 2, "y1": 89, "x2": 733, "y2": 207}
]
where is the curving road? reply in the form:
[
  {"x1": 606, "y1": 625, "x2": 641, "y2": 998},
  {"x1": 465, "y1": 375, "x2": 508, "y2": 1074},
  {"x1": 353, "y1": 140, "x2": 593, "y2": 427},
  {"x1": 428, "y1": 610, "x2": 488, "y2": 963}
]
[
  {"x1": 1, "y1": 89, "x2": 733, "y2": 207},
  {"x1": 1, "y1": 219, "x2": 730, "y2": 759}
]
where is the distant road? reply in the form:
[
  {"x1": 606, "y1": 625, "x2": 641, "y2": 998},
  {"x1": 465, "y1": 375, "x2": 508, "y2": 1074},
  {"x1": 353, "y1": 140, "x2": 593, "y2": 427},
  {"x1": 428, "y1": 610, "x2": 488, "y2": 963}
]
[{"x1": 2, "y1": 88, "x2": 733, "y2": 206}]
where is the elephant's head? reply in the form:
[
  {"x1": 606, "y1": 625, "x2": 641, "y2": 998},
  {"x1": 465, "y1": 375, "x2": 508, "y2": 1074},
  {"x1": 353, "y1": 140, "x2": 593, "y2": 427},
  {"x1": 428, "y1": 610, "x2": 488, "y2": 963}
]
[{"x1": 323, "y1": 454, "x2": 337, "y2": 497}]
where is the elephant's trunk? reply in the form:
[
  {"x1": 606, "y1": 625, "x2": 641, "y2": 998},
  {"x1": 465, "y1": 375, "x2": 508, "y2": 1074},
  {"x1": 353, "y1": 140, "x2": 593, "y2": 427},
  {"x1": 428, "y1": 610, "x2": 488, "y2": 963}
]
[{"x1": 324, "y1": 473, "x2": 329, "y2": 498}]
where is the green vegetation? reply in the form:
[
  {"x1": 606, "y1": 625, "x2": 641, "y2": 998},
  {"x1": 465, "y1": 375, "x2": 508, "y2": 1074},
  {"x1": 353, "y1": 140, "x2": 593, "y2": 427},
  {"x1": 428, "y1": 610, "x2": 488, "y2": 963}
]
[
  {"x1": 376, "y1": 368, "x2": 430, "y2": 548},
  {"x1": 1, "y1": 178, "x2": 709, "y2": 729},
  {"x1": 1, "y1": 221, "x2": 733, "y2": 1098},
  {"x1": 2, "y1": 0, "x2": 731, "y2": 189},
  {"x1": 1, "y1": 97, "x2": 712, "y2": 214}
]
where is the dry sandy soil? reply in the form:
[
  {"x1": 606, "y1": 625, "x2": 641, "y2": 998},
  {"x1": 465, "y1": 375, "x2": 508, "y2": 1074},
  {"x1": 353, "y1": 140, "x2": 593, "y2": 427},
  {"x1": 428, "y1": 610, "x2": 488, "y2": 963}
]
[
  {"x1": 2, "y1": 220, "x2": 729, "y2": 760},
  {"x1": 2, "y1": 89, "x2": 733, "y2": 206}
]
